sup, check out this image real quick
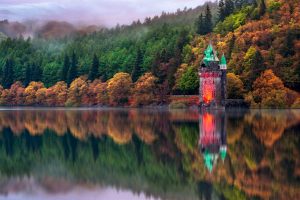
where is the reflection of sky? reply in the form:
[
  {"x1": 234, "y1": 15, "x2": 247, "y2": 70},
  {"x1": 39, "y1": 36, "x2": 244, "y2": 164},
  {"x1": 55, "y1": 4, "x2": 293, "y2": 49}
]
[
  {"x1": 0, "y1": 0, "x2": 206, "y2": 27},
  {"x1": 0, "y1": 186, "x2": 159, "y2": 200}
]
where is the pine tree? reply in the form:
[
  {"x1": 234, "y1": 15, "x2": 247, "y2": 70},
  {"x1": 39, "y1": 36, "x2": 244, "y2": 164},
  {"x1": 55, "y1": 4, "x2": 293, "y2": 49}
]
[
  {"x1": 24, "y1": 65, "x2": 31, "y2": 86},
  {"x1": 131, "y1": 48, "x2": 143, "y2": 82},
  {"x1": 62, "y1": 55, "x2": 70, "y2": 81},
  {"x1": 88, "y1": 54, "x2": 99, "y2": 81},
  {"x1": 151, "y1": 52, "x2": 161, "y2": 78},
  {"x1": 99, "y1": 57, "x2": 107, "y2": 82},
  {"x1": 204, "y1": 5, "x2": 213, "y2": 34},
  {"x1": 31, "y1": 63, "x2": 42, "y2": 82},
  {"x1": 258, "y1": 0, "x2": 266, "y2": 17},
  {"x1": 67, "y1": 52, "x2": 78, "y2": 85},
  {"x1": 218, "y1": 0, "x2": 226, "y2": 21},
  {"x1": 224, "y1": 0, "x2": 235, "y2": 17},
  {"x1": 196, "y1": 13, "x2": 205, "y2": 35},
  {"x1": 2, "y1": 58, "x2": 14, "y2": 89}
]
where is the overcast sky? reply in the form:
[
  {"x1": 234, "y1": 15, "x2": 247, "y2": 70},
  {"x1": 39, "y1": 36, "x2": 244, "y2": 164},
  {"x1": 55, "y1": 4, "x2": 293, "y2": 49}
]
[{"x1": 0, "y1": 0, "x2": 207, "y2": 27}]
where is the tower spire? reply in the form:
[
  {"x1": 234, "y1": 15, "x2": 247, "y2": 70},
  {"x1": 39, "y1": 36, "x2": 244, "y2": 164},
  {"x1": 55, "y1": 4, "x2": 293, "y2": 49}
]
[{"x1": 220, "y1": 53, "x2": 227, "y2": 70}]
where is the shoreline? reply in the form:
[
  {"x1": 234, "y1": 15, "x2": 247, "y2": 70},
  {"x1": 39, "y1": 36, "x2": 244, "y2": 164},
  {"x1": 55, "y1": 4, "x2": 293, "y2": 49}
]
[{"x1": 0, "y1": 106, "x2": 298, "y2": 111}]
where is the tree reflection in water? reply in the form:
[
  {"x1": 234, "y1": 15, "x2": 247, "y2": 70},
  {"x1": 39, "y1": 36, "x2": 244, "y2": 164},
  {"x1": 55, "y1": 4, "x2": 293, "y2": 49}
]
[{"x1": 0, "y1": 109, "x2": 299, "y2": 200}]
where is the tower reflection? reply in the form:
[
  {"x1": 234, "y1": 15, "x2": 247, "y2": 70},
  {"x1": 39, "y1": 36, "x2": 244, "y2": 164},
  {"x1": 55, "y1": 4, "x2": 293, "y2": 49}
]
[{"x1": 199, "y1": 110, "x2": 227, "y2": 172}]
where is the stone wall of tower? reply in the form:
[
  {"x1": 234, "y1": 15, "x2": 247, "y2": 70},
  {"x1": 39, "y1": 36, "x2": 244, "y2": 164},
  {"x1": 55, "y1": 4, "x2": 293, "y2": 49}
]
[{"x1": 199, "y1": 70, "x2": 224, "y2": 108}]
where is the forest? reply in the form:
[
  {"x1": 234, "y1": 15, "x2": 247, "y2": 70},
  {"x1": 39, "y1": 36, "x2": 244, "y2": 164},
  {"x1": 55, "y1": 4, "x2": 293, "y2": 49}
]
[{"x1": 0, "y1": 0, "x2": 299, "y2": 108}]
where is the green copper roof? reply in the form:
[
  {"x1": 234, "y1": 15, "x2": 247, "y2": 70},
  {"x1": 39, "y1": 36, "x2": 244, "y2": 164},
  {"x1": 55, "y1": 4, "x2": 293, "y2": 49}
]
[
  {"x1": 204, "y1": 151, "x2": 213, "y2": 172},
  {"x1": 203, "y1": 44, "x2": 219, "y2": 66},
  {"x1": 220, "y1": 54, "x2": 227, "y2": 65},
  {"x1": 220, "y1": 146, "x2": 227, "y2": 162}
]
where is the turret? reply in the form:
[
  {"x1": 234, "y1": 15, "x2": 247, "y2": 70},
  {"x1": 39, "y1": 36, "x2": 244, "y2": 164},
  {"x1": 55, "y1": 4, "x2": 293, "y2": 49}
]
[
  {"x1": 220, "y1": 54, "x2": 227, "y2": 70},
  {"x1": 203, "y1": 43, "x2": 219, "y2": 67}
]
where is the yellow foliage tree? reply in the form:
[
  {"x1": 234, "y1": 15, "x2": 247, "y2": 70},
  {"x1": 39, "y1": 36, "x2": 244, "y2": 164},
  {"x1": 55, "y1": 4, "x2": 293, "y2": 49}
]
[
  {"x1": 107, "y1": 72, "x2": 132, "y2": 105},
  {"x1": 65, "y1": 77, "x2": 88, "y2": 106},
  {"x1": 24, "y1": 82, "x2": 45, "y2": 105}
]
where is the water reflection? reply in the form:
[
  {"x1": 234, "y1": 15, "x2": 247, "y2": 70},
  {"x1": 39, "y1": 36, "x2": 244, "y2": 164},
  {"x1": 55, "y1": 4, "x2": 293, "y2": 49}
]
[
  {"x1": 199, "y1": 111, "x2": 226, "y2": 172},
  {"x1": 0, "y1": 108, "x2": 299, "y2": 200}
]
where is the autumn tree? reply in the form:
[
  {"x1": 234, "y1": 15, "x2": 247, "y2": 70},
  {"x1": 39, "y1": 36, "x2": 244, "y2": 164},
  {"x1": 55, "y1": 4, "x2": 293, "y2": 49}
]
[
  {"x1": 107, "y1": 72, "x2": 132, "y2": 105},
  {"x1": 46, "y1": 81, "x2": 68, "y2": 106},
  {"x1": 24, "y1": 82, "x2": 45, "y2": 105},
  {"x1": 95, "y1": 82, "x2": 109, "y2": 105},
  {"x1": 248, "y1": 70, "x2": 288, "y2": 108},
  {"x1": 241, "y1": 46, "x2": 265, "y2": 90},
  {"x1": 36, "y1": 87, "x2": 47, "y2": 105},
  {"x1": 132, "y1": 72, "x2": 158, "y2": 106},
  {"x1": 227, "y1": 73, "x2": 244, "y2": 99},
  {"x1": 9, "y1": 81, "x2": 25, "y2": 105},
  {"x1": 83, "y1": 79, "x2": 101, "y2": 105},
  {"x1": 66, "y1": 77, "x2": 88, "y2": 106}
]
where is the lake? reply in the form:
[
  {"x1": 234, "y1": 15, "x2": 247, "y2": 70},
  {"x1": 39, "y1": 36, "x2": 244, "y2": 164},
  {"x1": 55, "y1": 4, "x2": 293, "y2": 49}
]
[{"x1": 0, "y1": 108, "x2": 299, "y2": 200}]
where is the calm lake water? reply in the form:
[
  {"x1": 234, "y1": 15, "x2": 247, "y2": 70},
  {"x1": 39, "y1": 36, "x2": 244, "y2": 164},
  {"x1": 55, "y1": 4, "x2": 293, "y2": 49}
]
[{"x1": 0, "y1": 108, "x2": 299, "y2": 200}]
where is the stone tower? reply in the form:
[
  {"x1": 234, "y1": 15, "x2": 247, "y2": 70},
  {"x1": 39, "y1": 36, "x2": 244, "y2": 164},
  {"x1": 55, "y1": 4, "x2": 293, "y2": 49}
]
[{"x1": 199, "y1": 43, "x2": 227, "y2": 108}]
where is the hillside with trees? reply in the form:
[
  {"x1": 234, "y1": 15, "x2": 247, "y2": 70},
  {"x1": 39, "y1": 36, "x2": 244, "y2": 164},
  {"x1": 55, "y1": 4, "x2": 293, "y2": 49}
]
[{"x1": 0, "y1": 0, "x2": 299, "y2": 108}]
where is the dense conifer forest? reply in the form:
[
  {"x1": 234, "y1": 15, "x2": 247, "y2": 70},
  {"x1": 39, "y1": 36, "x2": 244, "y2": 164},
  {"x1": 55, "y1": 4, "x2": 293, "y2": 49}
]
[{"x1": 0, "y1": 0, "x2": 299, "y2": 108}]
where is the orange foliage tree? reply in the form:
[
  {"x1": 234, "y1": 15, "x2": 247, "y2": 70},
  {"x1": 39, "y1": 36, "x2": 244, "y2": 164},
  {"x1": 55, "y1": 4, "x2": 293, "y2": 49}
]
[
  {"x1": 46, "y1": 81, "x2": 68, "y2": 106},
  {"x1": 132, "y1": 72, "x2": 158, "y2": 106},
  {"x1": 246, "y1": 70, "x2": 288, "y2": 108}
]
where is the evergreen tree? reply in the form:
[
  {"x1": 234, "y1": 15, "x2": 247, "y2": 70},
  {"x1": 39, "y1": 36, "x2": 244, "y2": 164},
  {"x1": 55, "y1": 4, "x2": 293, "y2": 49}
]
[
  {"x1": 67, "y1": 52, "x2": 78, "y2": 85},
  {"x1": 24, "y1": 65, "x2": 31, "y2": 86},
  {"x1": 31, "y1": 63, "x2": 42, "y2": 82},
  {"x1": 62, "y1": 55, "x2": 70, "y2": 81},
  {"x1": 88, "y1": 54, "x2": 99, "y2": 81},
  {"x1": 176, "y1": 29, "x2": 189, "y2": 53},
  {"x1": 224, "y1": 0, "x2": 235, "y2": 17},
  {"x1": 258, "y1": 0, "x2": 266, "y2": 17},
  {"x1": 196, "y1": 13, "x2": 205, "y2": 35},
  {"x1": 99, "y1": 57, "x2": 107, "y2": 82},
  {"x1": 131, "y1": 48, "x2": 143, "y2": 82},
  {"x1": 218, "y1": 0, "x2": 226, "y2": 22},
  {"x1": 204, "y1": 5, "x2": 213, "y2": 34},
  {"x1": 151, "y1": 52, "x2": 161, "y2": 78},
  {"x1": 2, "y1": 58, "x2": 14, "y2": 89}
]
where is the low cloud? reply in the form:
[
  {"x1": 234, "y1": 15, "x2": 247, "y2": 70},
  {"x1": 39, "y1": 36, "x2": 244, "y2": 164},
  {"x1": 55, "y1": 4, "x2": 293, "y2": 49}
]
[{"x1": 0, "y1": 0, "x2": 206, "y2": 27}]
